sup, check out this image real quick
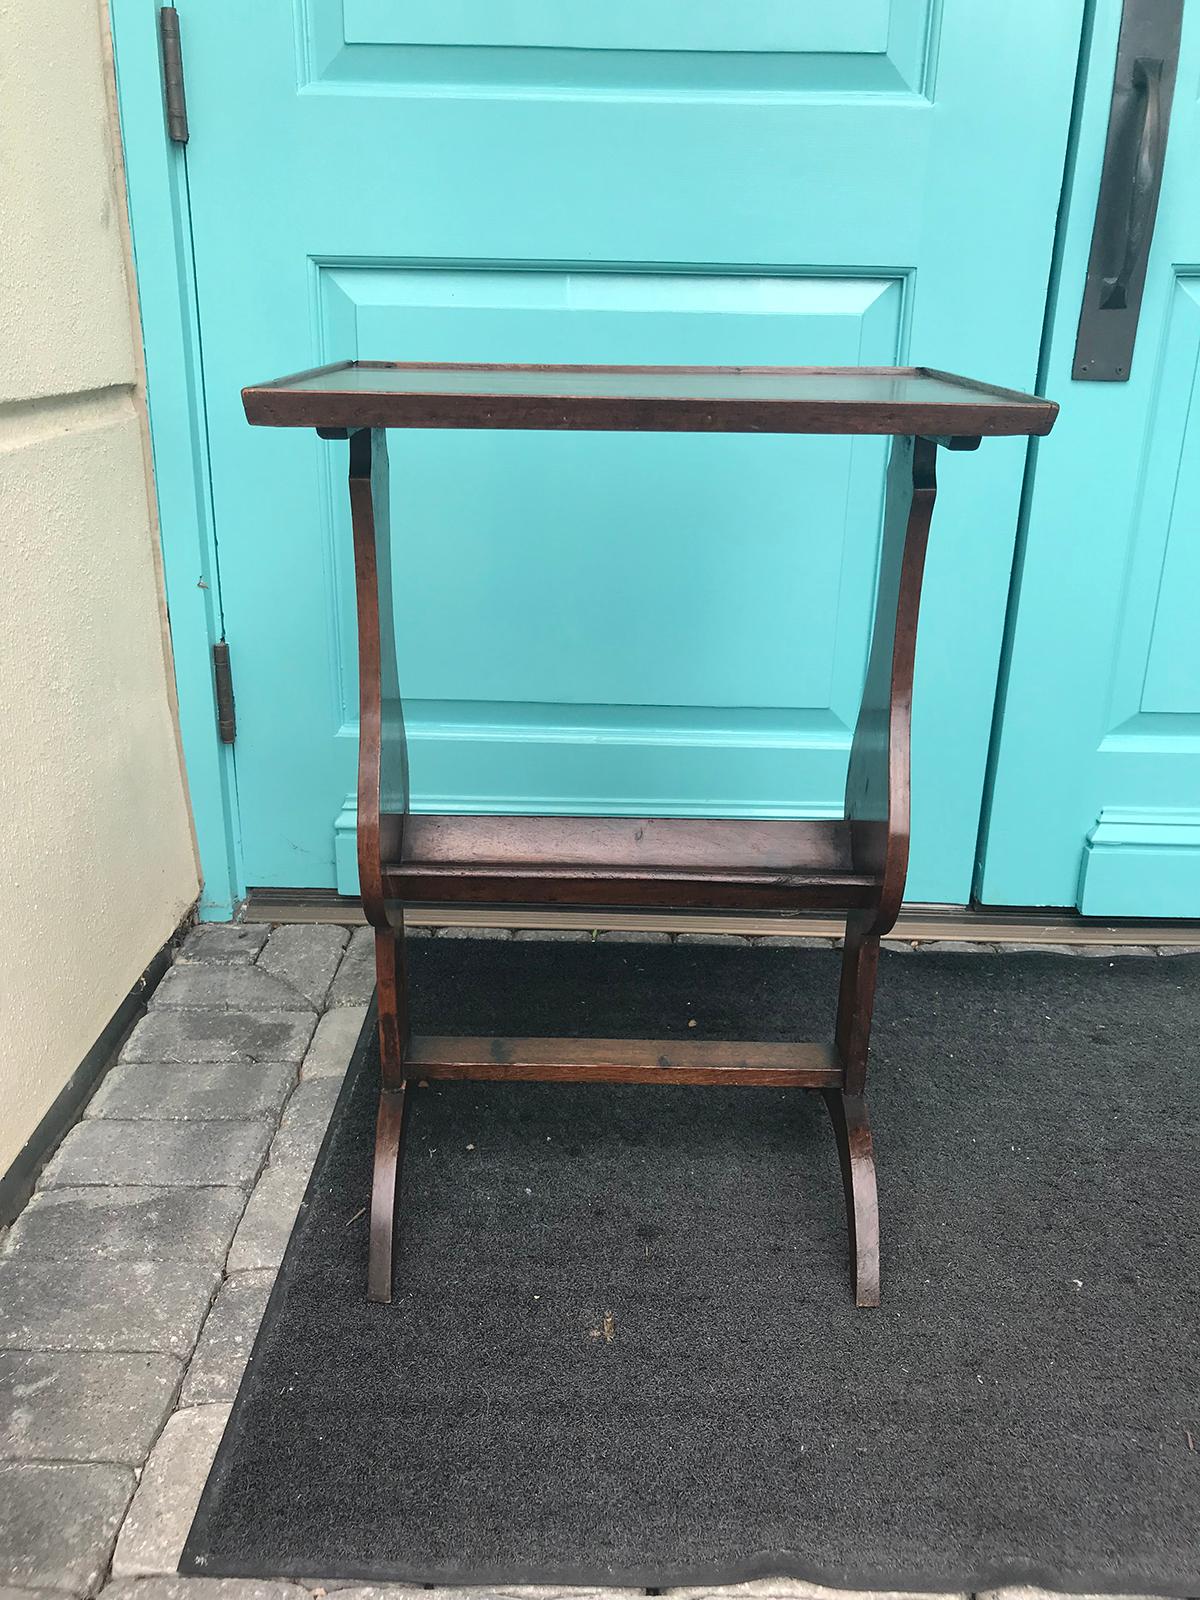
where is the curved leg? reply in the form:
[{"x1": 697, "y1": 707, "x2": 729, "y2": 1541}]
[
  {"x1": 367, "y1": 926, "x2": 409, "y2": 1305},
  {"x1": 367, "y1": 1085, "x2": 407, "y2": 1304},
  {"x1": 822, "y1": 1089, "x2": 880, "y2": 1308}
]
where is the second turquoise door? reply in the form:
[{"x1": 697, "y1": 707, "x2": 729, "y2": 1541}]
[
  {"x1": 982, "y1": 0, "x2": 1200, "y2": 917},
  {"x1": 161, "y1": 1, "x2": 1082, "y2": 901}
]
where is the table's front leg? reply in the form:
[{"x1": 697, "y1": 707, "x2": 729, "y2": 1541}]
[
  {"x1": 347, "y1": 426, "x2": 411, "y2": 1302},
  {"x1": 828, "y1": 433, "x2": 939, "y2": 1306},
  {"x1": 821, "y1": 1087, "x2": 880, "y2": 1308}
]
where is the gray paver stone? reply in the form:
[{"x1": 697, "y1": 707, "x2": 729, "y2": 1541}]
[
  {"x1": 152, "y1": 967, "x2": 313, "y2": 1012},
  {"x1": 256, "y1": 924, "x2": 350, "y2": 1008},
  {"x1": 675, "y1": 933, "x2": 751, "y2": 946},
  {"x1": 327, "y1": 1590, "x2": 632, "y2": 1600},
  {"x1": 120, "y1": 1009, "x2": 315, "y2": 1066},
  {"x1": 994, "y1": 942, "x2": 1158, "y2": 957},
  {"x1": 112, "y1": 1405, "x2": 231, "y2": 1577},
  {"x1": 0, "y1": 1260, "x2": 220, "y2": 1356},
  {"x1": 595, "y1": 929, "x2": 670, "y2": 944},
  {"x1": 326, "y1": 925, "x2": 376, "y2": 1008},
  {"x1": 978, "y1": 1590, "x2": 1157, "y2": 1600},
  {"x1": 668, "y1": 1587, "x2": 969, "y2": 1600},
  {"x1": 0, "y1": 1588, "x2": 80, "y2": 1600},
  {"x1": 41, "y1": 1121, "x2": 273, "y2": 1190},
  {"x1": 102, "y1": 1581, "x2": 311, "y2": 1600},
  {"x1": 714, "y1": 1591, "x2": 965, "y2": 1600},
  {"x1": 225, "y1": 1164, "x2": 310, "y2": 1274},
  {"x1": 85, "y1": 1062, "x2": 296, "y2": 1124},
  {"x1": 180, "y1": 1270, "x2": 274, "y2": 1405},
  {"x1": 1157, "y1": 943, "x2": 1200, "y2": 954},
  {"x1": 301, "y1": 1005, "x2": 367, "y2": 1079},
  {"x1": 1064, "y1": 943, "x2": 1158, "y2": 957},
  {"x1": 753, "y1": 934, "x2": 838, "y2": 948},
  {"x1": 435, "y1": 925, "x2": 512, "y2": 940},
  {"x1": 513, "y1": 928, "x2": 595, "y2": 942},
  {"x1": 995, "y1": 942, "x2": 1089, "y2": 956},
  {"x1": 269, "y1": 1077, "x2": 342, "y2": 1164},
  {"x1": 176, "y1": 924, "x2": 268, "y2": 964},
  {"x1": 3, "y1": 1187, "x2": 246, "y2": 1264},
  {"x1": 0, "y1": 1351, "x2": 181, "y2": 1465},
  {"x1": 0, "y1": 1461, "x2": 134, "y2": 1596}
]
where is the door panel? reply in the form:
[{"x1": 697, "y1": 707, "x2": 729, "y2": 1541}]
[
  {"x1": 316, "y1": 267, "x2": 897, "y2": 839},
  {"x1": 314, "y1": 0, "x2": 933, "y2": 93},
  {"x1": 171, "y1": 0, "x2": 1082, "y2": 897},
  {"x1": 982, "y1": 0, "x2": 1200, "y2": 915}
]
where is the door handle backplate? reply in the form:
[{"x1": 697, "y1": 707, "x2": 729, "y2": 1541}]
[{"x1": 1073, "y1": 1, "x2": 1182, "y2": 381}]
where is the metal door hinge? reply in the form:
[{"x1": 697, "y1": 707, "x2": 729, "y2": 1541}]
[
  {"x1": 159, "y1": 7, "x2": 189, "y2": 144},
  {"x1": 213, "y1": 642, "x2": 236, "y2": 743}
]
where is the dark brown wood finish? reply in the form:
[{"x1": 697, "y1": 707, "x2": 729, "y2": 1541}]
[
  {"x1": 243, "y1": 361, "x2": 1057, "y2": 438},
  {"x1": 821, "y1": 1089, "x2": 880, "y2": 1308},
  {"x1": 844, "y1": 435, "x2": 939, "y2": 936},
  {"x1": 246, "y1": 361, "x2": 1056, "y2": 1311},
  {"x1": 384, "y1": 867, "x2": 877, "y2": 912},
  {"x1": 382, "y1": 814, "x2": 875, "y2": 909},
  {"x1": 835, "y1": 926, "x2": 881, "y2": 1101},
  {"x1": 347, "y1": 429, "x2": 411, "y2": 1304},
  {"x1": 396, "y1": 813, "x2": 854, "y2": 870},
  {"x1": 406, "y1": 1035, "x2": 840, "y2": 1088},
  {"x1": 348, "y1": 427, "x2": 407, "y2": 927},
  {"x1": 368, "y1": 1080, "x2": 405, "y2": 1306},
  {"x1": 833, "y1": 434, "x2": 939, "y2": 1124}
]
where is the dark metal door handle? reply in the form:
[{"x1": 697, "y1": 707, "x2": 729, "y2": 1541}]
[
  {"x1": 1073, "y1": 0, "x2": 1182, "y2": 382},
  {"x1": 1099, "y1": 57, "x2": 1164, "y2": 310}
]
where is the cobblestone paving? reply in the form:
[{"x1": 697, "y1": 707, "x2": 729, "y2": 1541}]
[{"x1": 0, "y1": 921, "x2": 1169, "y2": 1600}]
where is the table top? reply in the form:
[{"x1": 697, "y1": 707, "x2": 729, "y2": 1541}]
[{"x1": 242, "y1": 361, "x2": 1057, "y2": 439}]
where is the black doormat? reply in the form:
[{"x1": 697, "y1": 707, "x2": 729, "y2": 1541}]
[{"x1": 183, "y1": 941, "x2": 1200, "y2": 1593}]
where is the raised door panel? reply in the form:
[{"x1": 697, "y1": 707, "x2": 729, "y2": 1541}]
[
  {"x1": 309, "y1": 0, "x2": 935, "y2": 93},
  {"x1": 1122, "y1": 279, "x2": 1200, "y2": 722},
  {"x1": 1080, "y1": 273, "x2": 1200, "y2": 914},
  {"x1": 311, "y1": 266, "x2": 897, "y2": 834}
]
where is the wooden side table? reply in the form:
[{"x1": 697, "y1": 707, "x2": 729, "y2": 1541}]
[{"x1": 243, "y1": 362, "x2": 1057, "y2": 1308}]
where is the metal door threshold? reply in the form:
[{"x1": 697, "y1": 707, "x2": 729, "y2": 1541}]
[{"x1": 241, "y1": 888, "x2": 1200, "y2": 947}]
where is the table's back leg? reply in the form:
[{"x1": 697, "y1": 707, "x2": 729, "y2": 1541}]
[
  {"x1": 347, "y1": 426, "x2": 412, "y2": 1304},
  {"x1": 826, "y1": 921, "x2": 881, "y2": 1305},
  {"x1": 826, "y1": 434, "x2": 939, "y2": 1305},
  {"x1": 835, "y1": 915, "x2": 880, "y2": 1096}
]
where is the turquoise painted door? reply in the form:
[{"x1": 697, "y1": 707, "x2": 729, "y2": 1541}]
[
  {"x1": 982, "y1": 0, "x2": 1200, "y2": 916},
  {"x1": 165, "y1": 2, "x2": 1081, "y2": 900}
]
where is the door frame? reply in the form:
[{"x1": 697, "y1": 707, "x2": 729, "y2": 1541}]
[{"x1": 109, "y1": 0, "x2": 242, "y2": 919}]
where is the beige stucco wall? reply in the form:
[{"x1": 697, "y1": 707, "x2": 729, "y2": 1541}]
[{"x1": 0, "y1": 0, "x2": 199, "y2": 1175}]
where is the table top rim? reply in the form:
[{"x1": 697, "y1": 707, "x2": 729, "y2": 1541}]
[{"x1": 241, "y1": 360, "x2": 1058, "y2": 436}]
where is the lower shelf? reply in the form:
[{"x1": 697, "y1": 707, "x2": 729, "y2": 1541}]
[
  {"x1": 404, "y1": 1034, "x2": 841, "y2": 1087},
  {"x1": 382, "y1": 813, "x2": 878, "y2": 912}
]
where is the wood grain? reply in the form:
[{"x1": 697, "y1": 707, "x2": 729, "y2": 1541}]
[
  {"x1": 243, "y1": 360, "x2": 1057, "y2": 437},
  {"x1": 259, "y1": 364, "x2": 1058, "y2": 1307},
  {"x1": 406, "y1": 1034, "x2": 840, "y2": 1088}
]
